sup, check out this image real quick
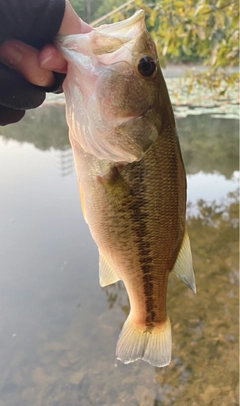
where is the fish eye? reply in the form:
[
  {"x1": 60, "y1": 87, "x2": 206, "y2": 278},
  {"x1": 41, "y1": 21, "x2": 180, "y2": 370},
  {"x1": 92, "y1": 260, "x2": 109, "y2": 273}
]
[{"x1": 137, "y1": 56, "x2": 157, "y2": 78}]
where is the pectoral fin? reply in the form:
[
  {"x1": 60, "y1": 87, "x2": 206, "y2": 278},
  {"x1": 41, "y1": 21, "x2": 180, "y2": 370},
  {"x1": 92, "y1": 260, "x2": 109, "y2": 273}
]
[
  {"x1": 99, "y1": 251, "x2": 120, "y2": 287},
  {"x1": 172, "y1": 230, "x2": 196, "y2": 294}
]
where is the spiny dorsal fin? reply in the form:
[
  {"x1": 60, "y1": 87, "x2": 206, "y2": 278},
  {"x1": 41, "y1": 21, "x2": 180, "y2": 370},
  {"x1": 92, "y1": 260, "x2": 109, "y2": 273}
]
[
  {"x1": 172, "y1": 229, "x2": 196, "y2": 294},
  {"x1": 99, "y1": 251, "x2": 120, "y2": 287}
]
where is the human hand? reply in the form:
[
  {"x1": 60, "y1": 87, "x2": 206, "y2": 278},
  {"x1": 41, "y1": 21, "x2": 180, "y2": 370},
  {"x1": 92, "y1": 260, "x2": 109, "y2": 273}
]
[{"x1": 0, "y1": 1, "x2": 92, "y2": 88}]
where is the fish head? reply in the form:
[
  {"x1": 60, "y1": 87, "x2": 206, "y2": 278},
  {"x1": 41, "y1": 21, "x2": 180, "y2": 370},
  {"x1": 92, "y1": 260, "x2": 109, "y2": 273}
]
[{"x1": 57, "y1": 10, "x2": 173, "y2": 163}]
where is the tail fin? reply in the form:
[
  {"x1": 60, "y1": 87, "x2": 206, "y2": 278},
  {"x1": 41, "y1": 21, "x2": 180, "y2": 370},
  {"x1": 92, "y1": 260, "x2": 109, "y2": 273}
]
[{"x1": 116, "y1": 314, "x2": 171, "y2": 367}]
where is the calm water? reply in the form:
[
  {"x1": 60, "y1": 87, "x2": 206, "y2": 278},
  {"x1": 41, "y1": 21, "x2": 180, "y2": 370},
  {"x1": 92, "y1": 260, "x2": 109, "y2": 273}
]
[{"x1": 0, "y1": 105, "x2": 239, "y2": 406}]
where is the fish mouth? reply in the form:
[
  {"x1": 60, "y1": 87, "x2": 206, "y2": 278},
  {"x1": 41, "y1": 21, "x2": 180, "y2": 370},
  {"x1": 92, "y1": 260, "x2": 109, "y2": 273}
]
[
  {"x1": 92, "y1": 10, "x2": 146, "y2": 56},
  {"x1": 56, "y1": 10, "x2": 147, "y2": 58},
  {"x1": 96, "y1": 10, "x2": 145, "y2": 35}
]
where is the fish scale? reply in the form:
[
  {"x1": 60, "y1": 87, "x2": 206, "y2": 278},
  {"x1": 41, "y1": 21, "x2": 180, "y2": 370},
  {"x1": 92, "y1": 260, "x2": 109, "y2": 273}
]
[{"x1": 57, "y1": 9, "x2": 196, "y2": 367}]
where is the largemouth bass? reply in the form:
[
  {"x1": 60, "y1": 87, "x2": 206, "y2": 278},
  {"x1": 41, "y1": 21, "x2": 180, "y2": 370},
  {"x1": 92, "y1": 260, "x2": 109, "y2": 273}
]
[{"x1": 57, "y1": 10, "x2": 196, "y2": 368}]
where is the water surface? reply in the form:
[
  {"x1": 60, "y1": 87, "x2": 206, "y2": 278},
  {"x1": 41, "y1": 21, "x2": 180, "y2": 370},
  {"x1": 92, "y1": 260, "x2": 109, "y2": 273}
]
[{"x1": 0, "y1": 105, "x2": 238, "y2": 406}]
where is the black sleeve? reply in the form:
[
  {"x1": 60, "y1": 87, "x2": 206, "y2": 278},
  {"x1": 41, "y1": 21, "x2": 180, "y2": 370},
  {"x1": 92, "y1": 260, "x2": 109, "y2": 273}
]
[{"x1": 0, "y1": 0, "x2": 66, "y2": 125}]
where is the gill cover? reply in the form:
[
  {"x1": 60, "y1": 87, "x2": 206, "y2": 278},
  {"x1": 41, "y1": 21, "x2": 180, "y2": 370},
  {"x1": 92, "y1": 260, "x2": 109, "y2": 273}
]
[{"x1": 56, "y1": 11, "x2": 159, "y2": 163}]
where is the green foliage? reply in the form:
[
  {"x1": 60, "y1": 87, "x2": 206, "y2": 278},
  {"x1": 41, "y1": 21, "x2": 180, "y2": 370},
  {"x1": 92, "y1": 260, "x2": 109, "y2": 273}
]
[
  {"x1": 109, "y1": 0, "x2": 239, "y2": 93},
  {"x1": 69, "y1": 0, "x2": 107, "y2": 23},
  {"x1": 69, "y1": 0, "x2": 85, "y2": 17},
  {"x1": 138, "y1": 0, "x2": 239, "y2": 66},
  {"x1": 59, "y1": 0, "x2": 240, "y2": 92},
  {"x1": 92, "y1": 0, "x2": 125, "y2": 22}
]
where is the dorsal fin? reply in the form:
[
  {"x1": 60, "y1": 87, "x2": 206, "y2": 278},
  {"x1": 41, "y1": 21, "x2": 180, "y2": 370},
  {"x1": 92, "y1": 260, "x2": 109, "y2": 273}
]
[
  {"x1": 172, "y1": 229, "x2": 196, "y2": 294},
  {"x1": 99, "y1": 251, "x2": 120, "y2": 287}
]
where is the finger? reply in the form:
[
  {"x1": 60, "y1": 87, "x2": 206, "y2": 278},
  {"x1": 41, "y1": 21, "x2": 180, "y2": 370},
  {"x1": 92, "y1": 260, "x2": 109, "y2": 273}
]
[
  {"x1": 39, "y1": 45, "x2": 67, "y2": 73},
  {"x1": 0, "y1": 40, "x2": 55, "y2": 87},
  {"x1": 0, "y1": 106, "x2": 25, "y2": 126}
]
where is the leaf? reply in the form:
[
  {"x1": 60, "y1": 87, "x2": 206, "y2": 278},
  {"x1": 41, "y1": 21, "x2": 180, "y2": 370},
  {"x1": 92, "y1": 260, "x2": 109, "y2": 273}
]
[
  {"x1": 224, "y1": 14, "x2": 231, "y2": 29},
  {"x1": 196, "y1": 25, "x2": 206, "y2": 40},
  {"x1": 174, "y1": 1, "x2": 185, "y2": 7},
  {"x1": 104, "y1": 0, "x2": 239, "y2": 92},
  {"x1": 194, "y1": 4, "x2": 213, "y2": 16}
]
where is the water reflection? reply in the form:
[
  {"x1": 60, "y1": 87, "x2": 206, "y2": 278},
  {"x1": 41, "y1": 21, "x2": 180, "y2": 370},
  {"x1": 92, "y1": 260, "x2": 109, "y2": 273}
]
[
  {"x1": 1, "y1": 106, "x2": 239, "y2": 207},
  {"x1": 177, "y1": 114, "x2": 239, "y2": 179},
  {"x1": 187, "y1": 171, "x2": 239, "y2": 215},
  {"x1": 103, "y1": 190, "x2": 239, "y2": 405},
  {"x1": 0, "y1": 105, "x2": 239, "y2": 406},
  {"x1": 56, "y1": 148, "x2": 74, "y2": 178},
  {"x1": 105, "y1": 189, "x2": 239, "y2": 312},
  {"x1": 0, "y1": 106, "x2": 69, "y2": 151},
  {"x1": 0, "y1": 106, "x2": 238, "y2": 178}
]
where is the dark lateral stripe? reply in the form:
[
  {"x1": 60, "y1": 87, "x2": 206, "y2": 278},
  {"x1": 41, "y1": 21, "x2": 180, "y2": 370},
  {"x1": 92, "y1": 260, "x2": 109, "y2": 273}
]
[{"x1": 129, "y1": 164, "x2": 155, "y2": 326}]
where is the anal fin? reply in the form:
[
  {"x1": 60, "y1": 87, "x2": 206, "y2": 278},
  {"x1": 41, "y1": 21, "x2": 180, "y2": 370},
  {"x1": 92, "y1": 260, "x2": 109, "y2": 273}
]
[
  {"x1": 99, "y1": 251, "x2": 120, "y2": 287},
  {"x1": 172, "y1": 229, "x2": 196, "y2": 294}
]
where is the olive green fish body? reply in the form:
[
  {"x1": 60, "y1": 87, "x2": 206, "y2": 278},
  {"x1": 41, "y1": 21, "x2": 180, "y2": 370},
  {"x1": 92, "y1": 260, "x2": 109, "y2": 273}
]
[
  {"x1": 58, "y1": 10, "x2": 195, "y2": 367},
  {"x1": 72, "y1": 116, "x2": 187, "y2": 360}
]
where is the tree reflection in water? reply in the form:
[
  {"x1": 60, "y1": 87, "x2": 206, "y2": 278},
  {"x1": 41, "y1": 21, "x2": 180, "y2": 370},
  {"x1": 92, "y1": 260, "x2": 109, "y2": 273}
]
[
  {"x1": 102, "y1": 190, "x2": 239, "y2": 405},
  {"x1": 0, "y1": 108, "x2": 238, "y2": 179},
  {"x1": 0, "y1": 105, "x2": 238, "y2": 405}
]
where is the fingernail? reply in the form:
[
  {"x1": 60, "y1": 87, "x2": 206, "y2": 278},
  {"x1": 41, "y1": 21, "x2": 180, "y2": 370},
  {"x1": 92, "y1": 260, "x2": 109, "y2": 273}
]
[
  {"x1": 0, "y1": 44, "x2": 22, "y2": 66},
  {"x1": 40, "y1": 54, "x2": 67, "y2": 71},
  {"x1": 40, "y1": 55, "x2": 53, "y2": 67}
]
